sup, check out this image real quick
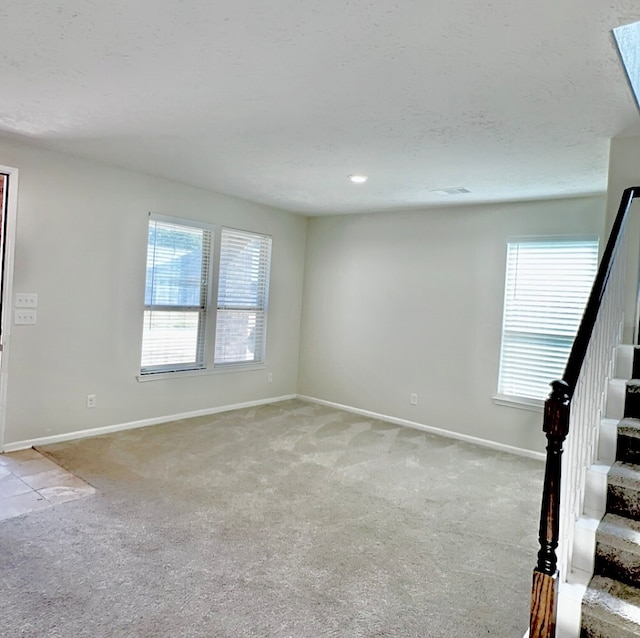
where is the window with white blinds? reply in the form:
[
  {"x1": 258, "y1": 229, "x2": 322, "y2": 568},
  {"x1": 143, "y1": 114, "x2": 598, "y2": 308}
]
[
  {"x1": 214, "y1": 228, "x2": 272, "y2": 366},
  {"x1": 141, "y1": 215, "x2": 213, "y2": 374},
  {"x1": 497, "y1": 238, "x2": 599, "y2": 402}
]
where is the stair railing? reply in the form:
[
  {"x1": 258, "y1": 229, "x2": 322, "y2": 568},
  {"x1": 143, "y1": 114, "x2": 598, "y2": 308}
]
[{"x1": 529, "y1": 186, "x2": 640, "y2": 638}]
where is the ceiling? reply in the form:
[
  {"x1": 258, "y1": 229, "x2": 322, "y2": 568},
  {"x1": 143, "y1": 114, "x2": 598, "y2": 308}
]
[{"x1": 0, "y1": 1, "x2": 639, "y2": 216}]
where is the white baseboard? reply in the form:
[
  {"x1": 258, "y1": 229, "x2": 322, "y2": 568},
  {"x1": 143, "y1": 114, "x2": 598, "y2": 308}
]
[
  {"x1": 557, "y1": 572, "x2": 590, "y2": 638},
  {"x1": 2, "y1": 394, "x2": 297, "y2": 452},
  {"x1": 4, "y1": 392, "x2": 544, "y2": 461},
  {"x1": 297, "y1": 394, "x2": 545, "y2": 461}
]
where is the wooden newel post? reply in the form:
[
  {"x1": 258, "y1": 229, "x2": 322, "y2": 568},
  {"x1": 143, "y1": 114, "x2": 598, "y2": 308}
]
[{"x1": 529, "y1": 379, "x2": 571, "y2": 638}]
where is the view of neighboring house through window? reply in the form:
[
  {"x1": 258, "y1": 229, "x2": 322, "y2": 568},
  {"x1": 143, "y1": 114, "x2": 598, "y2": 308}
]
[
  {"x1": 497, "y1": 237, "x2": 599, "y2": 403},
  {"x1": 214, "y1": 228, "x2": 272, "y2": 365},
  {"x1": 140, "y1": 216, "x2": 272, "y2": 376}
]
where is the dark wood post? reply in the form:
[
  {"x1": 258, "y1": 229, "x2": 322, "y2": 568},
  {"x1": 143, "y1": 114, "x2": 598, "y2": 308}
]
[{"x1": 529, "y1": 380, "x2": 571, "y2": 638}]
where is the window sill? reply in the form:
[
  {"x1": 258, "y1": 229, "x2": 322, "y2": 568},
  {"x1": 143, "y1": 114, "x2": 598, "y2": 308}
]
[
  {"x1": 137, "y1": 363, "x2": 266, "y2": 382},
  {"x1": 492, "y1": 394, "x2": 544, "y2": 413}
]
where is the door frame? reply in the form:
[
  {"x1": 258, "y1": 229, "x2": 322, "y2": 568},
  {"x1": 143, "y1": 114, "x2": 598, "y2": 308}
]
[{"x1": 0, "y1": 164, "x2": 19, "y2": 452}]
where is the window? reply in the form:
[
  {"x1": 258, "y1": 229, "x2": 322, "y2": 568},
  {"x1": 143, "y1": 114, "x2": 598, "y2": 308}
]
[
  {"x1": 141, "y1": 216, "x2": 213, "y2": 374},
  {"x1": 497, "y1": 238, "x2": 599, "y2": 403},
  {"x1": 140, "y1": 217, "x2": 272, "y2": 376},
  {"x1": 214, "y1": 228, "x2": 272, "y2": 366}
]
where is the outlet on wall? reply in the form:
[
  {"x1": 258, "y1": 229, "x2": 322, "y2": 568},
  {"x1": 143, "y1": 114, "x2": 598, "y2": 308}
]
[
  {"x1": 15, "y1": 293, "x2": 38, "y2": 308},
  {"x1": 87, "y1": 394, "x2": 96, "y2": 409},
  {"x1": 410, "y1": 393, "x2": 418, "y2": 405},
  {"x1": 14, "y1": 309, "x2": 37, "y2": 325}
]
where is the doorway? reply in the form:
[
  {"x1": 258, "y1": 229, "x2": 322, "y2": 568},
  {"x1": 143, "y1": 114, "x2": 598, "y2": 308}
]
[{"x1": 0, "y1": 166, "x2": 19, "y2": 451}]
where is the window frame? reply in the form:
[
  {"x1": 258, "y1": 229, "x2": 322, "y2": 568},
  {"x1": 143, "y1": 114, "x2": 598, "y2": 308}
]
[
  {"x1": 494, "y1": 235, "x2": 599, "y2": 410},
  {"x1": 140, "y1": 214, "x2": 215, "y2": 376},
  {"x1": 214, "y1": 227, "x2": 272, "y2": 368},
  {"x1": 138, "y1": 215, "x2": 272, "y2": 380}
]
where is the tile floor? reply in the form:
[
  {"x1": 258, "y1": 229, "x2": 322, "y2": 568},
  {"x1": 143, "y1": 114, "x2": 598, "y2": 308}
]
[{"x1": 0, "y1": 448, "x2": 95, "y2": 521}]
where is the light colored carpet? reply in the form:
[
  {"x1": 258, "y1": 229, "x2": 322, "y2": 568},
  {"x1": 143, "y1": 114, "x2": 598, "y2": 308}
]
[{"x1": 1, "y1": 399, "x2": 543, "y2": 637}]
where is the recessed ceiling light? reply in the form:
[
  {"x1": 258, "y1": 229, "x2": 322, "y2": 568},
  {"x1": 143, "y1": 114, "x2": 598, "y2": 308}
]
[{"x1": 349, "y1": 175, "x2": 368, "y2": 184}]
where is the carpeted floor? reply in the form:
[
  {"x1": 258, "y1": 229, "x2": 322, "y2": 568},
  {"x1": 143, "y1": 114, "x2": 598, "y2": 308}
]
[{"x1": 1, "y1": 399, "x2": 543, "y2": 637}]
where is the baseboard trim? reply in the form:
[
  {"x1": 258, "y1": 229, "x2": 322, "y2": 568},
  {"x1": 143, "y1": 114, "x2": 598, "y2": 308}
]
[
  {"x1": 297, "y1": 394, "x2": 545, "y2": 461},
  {"x1": 4, "y1": 393, "x2": 544, "y2": 461},
  {"x1": 557, "y1": 574, "x2": 590, "y2": 638},
  {"x1": 3, "y1": 394, "x2": 297, "y2": 452}
]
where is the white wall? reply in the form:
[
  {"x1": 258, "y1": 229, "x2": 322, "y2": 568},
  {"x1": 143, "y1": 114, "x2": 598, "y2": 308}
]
[
  {"x1": 0, "y1": 133, "x2": 611, "y2": 454},
  {"x1": 605, "y1": 136, "x2": 640, "y2": 343},
  {"x1": 0, "y1": 137, "x2": 307, "y2": 446},
  {"x1": 298, "y1": 196, "x2": 606, "y2": 453}
]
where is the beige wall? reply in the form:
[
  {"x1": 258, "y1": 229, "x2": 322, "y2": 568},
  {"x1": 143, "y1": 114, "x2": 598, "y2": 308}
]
[
  {"x1": 606, "y1": 136, "x2": 640, "y2": 343},
  {"x1": 0, "y1": 133, "x2": 610, "y2": 454},
  {"x1": 298, "y1": 196, "x2": 606, "y2": 453},
  {"x1": 0, "y1": 138, "x2": 307, "y2": 446}
]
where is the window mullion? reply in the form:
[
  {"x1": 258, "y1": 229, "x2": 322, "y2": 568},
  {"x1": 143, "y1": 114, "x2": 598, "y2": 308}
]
[{"x1": 206, "y1": 226, "x2": 222, "y2": 368}]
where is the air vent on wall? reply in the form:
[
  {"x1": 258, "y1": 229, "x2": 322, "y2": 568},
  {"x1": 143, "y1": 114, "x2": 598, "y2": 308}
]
[{"x1": 430, "y1": 187, "x2": 471, "y2": 196}]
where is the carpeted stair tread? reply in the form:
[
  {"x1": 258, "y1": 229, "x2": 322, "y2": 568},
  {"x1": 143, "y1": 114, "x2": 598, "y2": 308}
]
[
  {"x1": 619, "y1": 418, "x2": 640, "y2": 438},
  {"x1": 608, "y1": 462, "x2": 640, "y2": 521},
  {"x1": 598, "y1": 514, "x2": 640, "y2": 552},
  {"x1": 581, "y1": 575, "x2": 640, "y2": 637},
  {"x1": 608, "y1": 462, "x2": 640, "y2": 489},
  {"x1": 595, "y1": 514, "x2": 640, "y2": 587}
]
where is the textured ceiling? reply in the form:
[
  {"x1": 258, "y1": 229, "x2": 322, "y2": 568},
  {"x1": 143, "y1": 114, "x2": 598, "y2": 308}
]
[{"x1": 0, "y1": 1, "x2": 639, "y2": 215}]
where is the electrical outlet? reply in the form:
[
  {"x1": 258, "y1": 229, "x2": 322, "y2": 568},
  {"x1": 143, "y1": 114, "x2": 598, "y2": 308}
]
[
  {"x1": 87, "y1": 394, "x2": 96, "y2": 409},
  {"x1": 15, "y1": 293, "x2": 38, "y2": 308},
  {"x1": 267, "y1": 372, "x2": 273, "y2": 383},
  {"x1": 410, "y1": 393, "x2": 418, "y2": 405},
  {"x1": 14, "y1": 309, "x2": 37, "y2": 325}
]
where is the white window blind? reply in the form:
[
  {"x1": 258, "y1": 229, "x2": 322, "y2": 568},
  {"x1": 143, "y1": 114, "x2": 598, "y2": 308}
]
[
  {"x1": 497, "y1": 238, "x2": 599, "y2": 402},
  {"x1": 214, "y1": 228, "x2": 272, "y2": 366},
  {"x1": 141, "y1": 216, "x2": 212, "y2": 374}
]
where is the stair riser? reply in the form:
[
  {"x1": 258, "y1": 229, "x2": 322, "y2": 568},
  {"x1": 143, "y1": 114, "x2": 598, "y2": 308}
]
[
  {"x1": 594, "y1": 544, "x2": 640, "y2": 588},
  {"x1": 617, "y1": 433, "x2": 640, "y2": 465},
  {"x1": 623, "y1": 385, "x2": 640, "y2": 418},
  {"x1": 607, "y1": 484, "x2": 640, "y2": 520},
  {"x1": 633, "y1": 347, "x2": 640, "y2": 379}
]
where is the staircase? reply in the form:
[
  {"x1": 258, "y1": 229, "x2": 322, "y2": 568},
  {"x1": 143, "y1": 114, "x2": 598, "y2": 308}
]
[
  {"x1": 527, "y1": 188, "x2": 640, "y2": 638},
  {"x1": 581, "y1": 346, "x2": 640, "y2": 637}
]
